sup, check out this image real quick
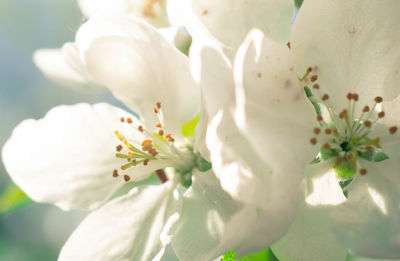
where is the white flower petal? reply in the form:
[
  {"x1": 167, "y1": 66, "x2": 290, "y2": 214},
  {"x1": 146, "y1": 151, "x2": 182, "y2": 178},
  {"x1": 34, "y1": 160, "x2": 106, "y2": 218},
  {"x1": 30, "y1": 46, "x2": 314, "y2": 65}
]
[
  {"x1": 2, "y1": 103, "x2": 162, "y2": 210},
  {"x1": 77, "y1": 15, "x2": 200, "y2": 137},
  {"x1": 291, "y1": 0, "x2": 400, "y2": 112},
  {"x1": 331, "y1": 159, "x2": 400, "y2": 259},
  {"x1": 58, "y1": 182, "x2": 178, "y2": 261},
  {"x1": 234, "y1": 29, "x2": 316, "y2": 175},
  {"x1": 272, "y1": 162, "x2": 348, "y2": 261},
  {"x1": 171, "y1": 170, "x2": 300, "y2": 260},
  {"x1": 77, "y1": 0, "x2": 169, "y2": 27},
  {"x1": 170, "y1": 0, "x2": 295, "y2": 51},
  {"x1": 33, "y1": 43, "x2": 91, "y2": 87}
]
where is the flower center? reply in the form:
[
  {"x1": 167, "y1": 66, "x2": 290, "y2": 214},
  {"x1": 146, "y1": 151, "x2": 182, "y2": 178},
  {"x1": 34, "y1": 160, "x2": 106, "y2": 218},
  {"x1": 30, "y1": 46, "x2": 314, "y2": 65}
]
[
  {"x1": 111, "y1": 102, "x2": 200, "y2": 185},
  {"x1": 303, "y1": 67, "x2": 398, "y2": 180}
]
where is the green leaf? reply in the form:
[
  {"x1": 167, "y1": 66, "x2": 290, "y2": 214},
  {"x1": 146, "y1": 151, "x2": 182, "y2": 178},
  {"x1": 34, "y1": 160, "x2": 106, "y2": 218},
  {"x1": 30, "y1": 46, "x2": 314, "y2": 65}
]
[
  {"x1": 0, "y1": 183, "x2": 32, "y2": 215},
  {"x1": 181, "y1": 114, "x2": 200, "y2": 137},
  {"x1": 358, "y1": 149, "x2": 389, "y2": 162},
  {"x1": 295, "y1": 0, "x2": 304, "y2": 9}
]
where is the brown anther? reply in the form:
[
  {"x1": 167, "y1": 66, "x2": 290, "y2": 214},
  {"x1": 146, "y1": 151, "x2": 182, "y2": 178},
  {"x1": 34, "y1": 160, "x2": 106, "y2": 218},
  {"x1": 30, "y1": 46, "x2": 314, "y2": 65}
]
[
  {"x1": 165, "y1": 133, "x2": 172, "y2": 139},
  {"x1": 353, "y1": 93, "x2": 359, "y2": 101},
  {"x1": 120, "y1": 117, "x2": 125, "y2": 122},
  {"x1": 153, "y1": 106, "x2": 159, "y2": 114},
  {"x1": 150, "y1": 149, "x2": 158, "y2": 157},
  {"x1": 123, "y1": 175, "x2": 131, "y2": 182},
  {"x1": 389, "y1": 126, "x2": 398, "y2": 135},
  {"x1": 155, "y1": 123, "x2": 162, "y2": 128},
  {"x1": 339, "y1": 110, "x2": 347, "y2": 119},
  {"x1": 138, "y1": 126, "x2": 144, "y2": 132},
  {"x1": 116, "y1": 145, "x2": 123, "y2": 152},
  {"x1": 363, "y1": 120, "x2": 372, "y2": 128},
  {"x1": 359, "y1": 169, "x2": 367, "y2": 176},
  {"x1": 336, "y1": 156, "x2": 343, "y2": 164},
  {"x1": 310, "y1": 75, "x2": 318, "y2": 82},
  {"x1": 346, "y1": 93, "x2": 353, "y2": 100},
  {"x1": 142, "y1": 144, "x2": 153, "y2": 152},
  {"x1": 307, "y1": 67, "x2": 313, "y2": 73},
  {"x1": 313, "y1": 84, "x2": 320, "y2": 90},
  {"x1": 321, "y1": 94, "x2": 329, "y2": 101},
  {"x1": 374, "y1": 96, "x2": 383, "y2": 103},
  {"x1": 317, "y1": 115, "x2": 323, "y2": 122},
  {"x1": 143, "y1": 159, "x2": 150, "y2": 166},
  {"x1": 362, "y1": 106, "x2": 370, "y2": 112},
  {"x1": 158, "y1": 129, "x2": 164, "y2": 136},
  {"x1": 346, "y1": 153, "x2": 354, "y2": 161},
  {"x1": 167, "y1": 137, "x2": 175, "y2": 142},
  {"x1": 156, "y1": 102, "x2": 162, "y2": 109},
  {"x1": 314, "y1": 127, "x2": 321, "y2": 135},
  {"x1": 325, "y1": 128, "x2": 332, "y2": 135},
  {"x1": 323, "y1": 143, "x2": 331, "y2": 150},
  {"x1": 127, "y1": 118, "x2": 133, "y2": 124},
  {"x1": 127, "y1": 158, "x2": 132, "y2": 162},
  {"x1": 378, "y1": 111, "x2": 385, "y2": 118},
  {"x1": 112, "y1": 169, "x2": 119, "y2": 178},
  {"x1": 310, "y1": 138, "x2": 317, "y2": 145},
  {"x1": 286, "y1": 42, "x2": 291, "y2": 49},
  {"x1": 142, "y1": 139, "x2": 153, "y2": 147},
  {"x1": 365, "y1": 146, "x2": 373, "y2": 152}
]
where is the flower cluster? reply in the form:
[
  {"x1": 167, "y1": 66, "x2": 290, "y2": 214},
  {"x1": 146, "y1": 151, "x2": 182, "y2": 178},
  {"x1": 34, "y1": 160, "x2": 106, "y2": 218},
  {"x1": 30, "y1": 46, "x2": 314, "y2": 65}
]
[{"x1": 2, "y1": 0, "x2": 400, "y2": 260}]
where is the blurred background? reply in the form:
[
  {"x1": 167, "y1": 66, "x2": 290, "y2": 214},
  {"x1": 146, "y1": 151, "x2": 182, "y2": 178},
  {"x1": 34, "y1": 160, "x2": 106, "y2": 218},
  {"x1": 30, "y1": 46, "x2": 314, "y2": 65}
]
[{"x1": 0, "y1": 0, "x2": 122, "y2": 260}]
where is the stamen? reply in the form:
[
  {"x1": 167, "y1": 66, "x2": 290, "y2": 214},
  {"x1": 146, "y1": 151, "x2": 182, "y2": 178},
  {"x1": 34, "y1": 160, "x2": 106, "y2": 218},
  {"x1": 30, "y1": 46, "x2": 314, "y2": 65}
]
[
  {"x1": 374, "y1": 96, "x2": 383, "y2": 103},
  {"x1": 127, "y1": 118, "x2": 133, "y2": 124},
  {"x1": 325, "y1": 128, "x2": 332, "y2": 135},
  {"x1": 389, "y1": 126, "x2": 398, "y2": 135},
  {"x1": 310, "y1": 138, "x2": 317, "y2": 145},
  {"x1": 144, "y1": 158, "x2": 150, "y2": 166},
  {"x1": 313, "y1": 84, "x2": 320, "y2": 90},
  {"x1": 138, "y1": 126, "x2": 144, "y2": 132},
  {"x1": 314, "y1": 127, "x2": 321, "y2": 135},
  {"x1": 155, "y1": 123, "x2": 162, "y2": 128},
  {"x1": 112, "y1": 169, "x2": 119, "y2": 178},
  {"x1": 378, "y1": 111, "x2": 385, "y2": 118},
  {"x1": 120, "y1": 117, "x2": 125, "y2": 122},
  {"x1": 158, "y1": 129, "x2": 164, "y2": 136},
  {"x1": 156, "y1": 102, "x2": 162, "y2": 109},
  {"x1": 153, "y1": 106, "x2": 159, "y2": 114},
  {"x1": 359, "y1": 168, "x2": 367, "y2": 176},
  {"x1": 123, "y1": 175, "x2": 131, "y2": 182},
  {"x1": 310, "y1": 75, "x2": 318, "y2": 82},
  {"x1": 362, "y1": 106, "x2": 370, "y2": 112},
  {"x1": 317, "y1": 115, "x2": 323, "y2": 122},
  {"x1": 323, "y1": 143, "x2": 331, "y2": 150},
  {"x1": 363, "y1": 120, "x2": 372, "y2": 128},
  {"x1": 321, "y1": 94, "x2": 329, "y2": 101},
  {"x1": 116, "y1": 145, "x2": 123, "y2": 152}
]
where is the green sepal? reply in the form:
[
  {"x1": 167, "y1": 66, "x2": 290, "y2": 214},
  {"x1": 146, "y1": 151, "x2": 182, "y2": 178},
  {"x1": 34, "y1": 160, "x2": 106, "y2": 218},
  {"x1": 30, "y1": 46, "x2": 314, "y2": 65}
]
[
  {"x1": 221, "y1": 248, "x2": 279, "y2": 261},
  {"x1": 196, "y1": 155, "x2": 212, "y2": 172},
  {"x1": 358, "y1": 149, "x2": 389, "y2": 162},
  {"x1": 334, "y1": 160, "x2": 357, "y2": 180},
  {"x1": 0, "y1": 183, "x2": 32, "y2": 216},
  {"x1": 320, "y1": 147, "x2": 340, "y2": 161},
  {"x1": 295, "y1": 0, "x2": 304, "y2": 9},
  {"x1": 304, "y1": 86, "x2": 321, "y2": 115},
  {"x1": 182, "y1": 114, "x2": 200, "y2": 137}
]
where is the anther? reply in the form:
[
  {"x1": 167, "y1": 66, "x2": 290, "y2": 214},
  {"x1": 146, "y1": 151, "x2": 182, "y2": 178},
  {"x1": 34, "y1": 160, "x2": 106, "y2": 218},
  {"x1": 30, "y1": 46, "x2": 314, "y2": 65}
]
[
  {"x1": 359, "y1": 169, "x2": 367, "y2": 176},
  {"x1": 286, "y1": 42, "x2": 291, "y2": 49},
  {"x1": 112, "y1": 169, "x2": 119, "y2": 178},
  {"x1": 138, "y1": 126, "x2": 144, "y2": 132},
  {"x1": 156, "y1": 102, "x2": 161, "y2": 109},
  {"x1": 307, "y1": 67, "x2": 313, "y2": 73},
  {"x1": 353, "y1": 93, "x2": 359, "y2": 101},
  {"x1": 346, "y1": 93, "x2": 353, "y2": 100},
  {"x1": 364, "y1": 120, "x2": 372, "y2": 128},
  {"x1": 314, "y1": 128, "x2": 321, "y2": 135},
  {"x1": 389, "y1": 126, "x2": 398, "y2": 135},
  {"x1": 374, "y1": 96, "x2": 383, "y2": 103},
  {"x1": 120, "y1": 117, "x2": 125, "y2": 122},
  {"x1": 336, "y1": 156, "x2": 343, "y2": 164},
  {"x1": 310, "y1": 75, "x2": 318, "y2": 82},
  {"x1": 365, "y1": 146, "x2": 373, "y2": 152},
  {"x1": 153, "y1": 106, "x2": 159, "y2": 114},
  {"x1": 325, "y1": 128, "x2": 332, "y2": 135},
  {"x1": 317, "y1": 115, "x2": 323, "y2": 122},
  {"x1": 155, "y1": 123, "x2": 162, "y2": 128},
  {"x1": 142, "y1": 139, "x2": 153, "y2": 147},
  {"x1": 323, "y1": 143, "x2": 331, "y2": 150},
  {"x1": 313, "y1": 84, "x2": 320, "y2": 90},
  {"x1": 363, "y1": 106, "x2": 370, "y2": 112},
  {"x1": 310, "y1": 138, "x2": 317, "y2": 145},
  {"x1": 127, "y1": 118, "x2": 133, "y2": 124},
  {"x1": 158, "y1": 129, "x2": 164, "y2": 136},
  {"x1": 116, "y1": 145, "x2": 123, "y2": 152},
  {"x1": 321, "y1": 94, "x2": 329, "y2": 101},
  {"x1": 339, "y1": 110, "x2": 347, "y2": 119},
  {"x1": 123, "y1": 175, "x2": 131, "y2": 182},
  {"x1": 378, "y1": 111, "x2": 385, "y2": 118},
  {"x1": 143, "y1": 158, "x2": 150, "y2": 166}
]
